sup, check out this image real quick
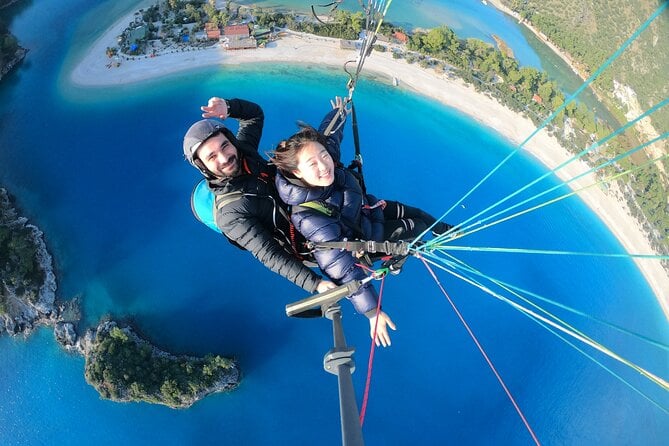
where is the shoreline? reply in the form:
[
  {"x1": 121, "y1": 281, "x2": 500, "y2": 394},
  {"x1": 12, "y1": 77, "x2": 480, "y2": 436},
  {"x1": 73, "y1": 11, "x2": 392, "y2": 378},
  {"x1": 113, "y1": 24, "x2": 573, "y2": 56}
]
[
  {"x1": 485, "y1": 0, "x2": 587, "y2": 79},
  {"x1": 68, "y1": 14, "x2": 669, "y2": 319}
]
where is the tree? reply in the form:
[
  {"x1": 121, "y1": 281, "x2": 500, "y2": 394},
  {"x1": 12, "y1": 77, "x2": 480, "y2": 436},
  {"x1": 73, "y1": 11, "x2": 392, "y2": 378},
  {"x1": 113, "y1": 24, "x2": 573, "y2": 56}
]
[
  {"x1": 350, "y1": 12, "x2": 364, "y2": 34},
  {"x1": 519, "y1": 66, "x2": 540, "y2": 92},
  {"x1": 185, "y1": 4, "x2": 200, "y2": 23},
  {"x1": 507, "y1": 68, "x2": 522, "y2": 84},
  {"x1": 203, "y1": 3, "x2": 216, "y2": 19},
  {"x1": 423, "y1": 28, "x2": 448, "y2": 54},
  {"x1": 537, "y1": 80, "x2": 556, "y2": 103}
]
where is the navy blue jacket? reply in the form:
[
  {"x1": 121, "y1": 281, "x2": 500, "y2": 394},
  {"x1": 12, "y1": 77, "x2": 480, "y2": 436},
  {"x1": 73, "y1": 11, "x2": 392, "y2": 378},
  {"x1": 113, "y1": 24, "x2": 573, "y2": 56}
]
[{"x1": 275, "y1": 108, "x2": 384, "y2": 314}]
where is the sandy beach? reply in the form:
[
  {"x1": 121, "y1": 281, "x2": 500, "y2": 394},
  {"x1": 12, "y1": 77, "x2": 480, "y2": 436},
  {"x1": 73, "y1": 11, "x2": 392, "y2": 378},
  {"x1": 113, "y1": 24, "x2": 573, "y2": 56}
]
[{"x1": 69, "y1": 13, "x2": 669, "y2": 318}]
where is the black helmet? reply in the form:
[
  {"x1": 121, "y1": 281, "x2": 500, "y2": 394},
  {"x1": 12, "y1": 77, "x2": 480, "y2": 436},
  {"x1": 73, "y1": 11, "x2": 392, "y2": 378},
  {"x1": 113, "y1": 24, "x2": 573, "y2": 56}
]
[
  {"x1": 183, "y1": 119, "x2": 226, "y2": 164},
  {"x1": 183, "y1": 119, "x2": 240, "y2": 179}
]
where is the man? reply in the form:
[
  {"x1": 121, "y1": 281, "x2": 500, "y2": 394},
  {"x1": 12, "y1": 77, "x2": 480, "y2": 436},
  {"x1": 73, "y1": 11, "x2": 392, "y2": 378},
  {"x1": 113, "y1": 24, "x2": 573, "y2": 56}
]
[{"x1": 183, "y1": 97, "x2": 335, "y2": 294}]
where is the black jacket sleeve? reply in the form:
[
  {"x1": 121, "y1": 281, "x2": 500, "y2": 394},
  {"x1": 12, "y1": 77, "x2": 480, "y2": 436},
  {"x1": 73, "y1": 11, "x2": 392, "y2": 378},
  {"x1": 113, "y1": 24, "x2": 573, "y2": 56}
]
[
  {"x1": 227, "y1": 98, "x2": 265, "y2": 152},
  {"x1": 216, "y1": 194, "x2": 323, "y2": 292}
]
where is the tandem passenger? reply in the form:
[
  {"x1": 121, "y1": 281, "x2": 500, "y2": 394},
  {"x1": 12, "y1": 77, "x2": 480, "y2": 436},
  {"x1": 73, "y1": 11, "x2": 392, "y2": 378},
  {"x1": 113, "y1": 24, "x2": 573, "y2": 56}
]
[{"x1": 270, "y1": 97, "x2": 454, "y2": 347}]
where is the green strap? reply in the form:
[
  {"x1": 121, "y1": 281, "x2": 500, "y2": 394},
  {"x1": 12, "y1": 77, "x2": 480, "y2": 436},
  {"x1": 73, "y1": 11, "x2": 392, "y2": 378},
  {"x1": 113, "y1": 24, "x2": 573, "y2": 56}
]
[
  {"x1": 214, "y1": 191, "x2": 245, "y2": 210},
  {"x1": 295, "y1": 201, "x2": 335, "y2": 216}
]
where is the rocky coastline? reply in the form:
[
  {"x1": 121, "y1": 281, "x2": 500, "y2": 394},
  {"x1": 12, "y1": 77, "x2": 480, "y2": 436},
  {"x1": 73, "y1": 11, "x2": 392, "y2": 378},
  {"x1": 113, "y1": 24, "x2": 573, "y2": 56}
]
[
  {"x1": 0, "y1": 0, "x2": 23, "y2": 8},
  {"x1": 0, "y1": 46, "x2": 27, "y2": 80},
  {"x1": 1, "y1": 187, "x2": 241, "y2": 408},
  {"x1": 0, "y1": 188, "x2": 67, "y2": 336},
  {"x1": 0, "y1": 0, "x2": 28, "y2": 81}
]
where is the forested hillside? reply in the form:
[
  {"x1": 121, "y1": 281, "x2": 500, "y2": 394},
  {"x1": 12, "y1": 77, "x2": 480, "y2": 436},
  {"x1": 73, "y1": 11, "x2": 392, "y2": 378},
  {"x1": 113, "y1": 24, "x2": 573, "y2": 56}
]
[
  {"x1": 503, "y1": 0, "x2": 668, "y2": 135},
  {"x1": 501, "y1": 0, "x2": 668, "y2": 259}
]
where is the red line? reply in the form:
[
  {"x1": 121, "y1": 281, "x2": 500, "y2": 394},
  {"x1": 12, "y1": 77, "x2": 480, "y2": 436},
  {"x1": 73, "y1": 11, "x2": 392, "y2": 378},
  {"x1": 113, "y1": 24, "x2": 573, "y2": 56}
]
[
  {"x1": 420, "y1": 256, "x2": 541, "y2": 446},
  {"x1": 359, "y1": 275, "x2": 385, "y2": 426}
]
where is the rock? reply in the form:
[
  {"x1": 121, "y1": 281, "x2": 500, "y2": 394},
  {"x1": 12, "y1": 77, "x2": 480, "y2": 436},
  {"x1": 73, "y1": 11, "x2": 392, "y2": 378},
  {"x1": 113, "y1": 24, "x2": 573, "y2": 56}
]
[{"x1": 54, "y1": 322, "x2": 78, "y2": 349}]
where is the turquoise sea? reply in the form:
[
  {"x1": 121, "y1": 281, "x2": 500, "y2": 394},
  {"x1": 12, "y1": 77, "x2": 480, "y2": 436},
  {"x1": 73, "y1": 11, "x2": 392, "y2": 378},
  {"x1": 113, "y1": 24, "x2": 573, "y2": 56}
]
[{"x1": 1, "y1": 0, "x2": 668, "y2": 444}]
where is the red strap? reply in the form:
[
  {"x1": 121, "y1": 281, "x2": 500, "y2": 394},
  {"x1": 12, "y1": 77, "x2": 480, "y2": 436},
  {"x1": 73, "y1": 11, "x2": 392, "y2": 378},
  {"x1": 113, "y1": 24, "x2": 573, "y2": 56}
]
[{"x1": 363, "y1": 199, "x2": 386, "y2": 210}]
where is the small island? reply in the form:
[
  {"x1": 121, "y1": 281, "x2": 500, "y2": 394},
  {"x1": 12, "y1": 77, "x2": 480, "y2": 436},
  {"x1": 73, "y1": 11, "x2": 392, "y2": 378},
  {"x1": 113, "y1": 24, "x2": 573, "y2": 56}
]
[
  {"x1": 80, "y1": 320, "x2": 239, "y2": 409},
  {"x1": 1, "y1": 187, "x2": 241, "y2": 408}
]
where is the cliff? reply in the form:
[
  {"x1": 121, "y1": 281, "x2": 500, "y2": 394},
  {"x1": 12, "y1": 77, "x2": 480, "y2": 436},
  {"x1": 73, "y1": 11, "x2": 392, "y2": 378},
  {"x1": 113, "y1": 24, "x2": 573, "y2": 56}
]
[{"x1": 0, "y1": 188, "x2": 67, "y2": 335}]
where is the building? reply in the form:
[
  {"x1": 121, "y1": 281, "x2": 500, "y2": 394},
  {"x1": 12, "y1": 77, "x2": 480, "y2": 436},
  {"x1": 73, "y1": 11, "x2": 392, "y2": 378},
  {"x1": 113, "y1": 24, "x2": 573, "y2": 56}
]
[
  {"x1": 223, "y1": 24, "x2": 256, "y2": 50},
  {"x1": 392, "y1": 31, "x2": 408, "y2": 44},
  {"x1": 224, "y1": 24, "x2": 250, "y2": 39},
  {"x1": 127, "y1": 25, "x2": 148, "y2": 44},
  {"x1": 205, "y1": 23, "x2": 221, "y2": 40}
]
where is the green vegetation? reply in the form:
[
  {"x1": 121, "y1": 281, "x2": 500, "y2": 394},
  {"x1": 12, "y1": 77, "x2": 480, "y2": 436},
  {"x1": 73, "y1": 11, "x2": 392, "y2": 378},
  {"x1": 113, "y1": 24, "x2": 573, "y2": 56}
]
[
  {"x1": 0, "y1": 18, "x2": 21, "y2": 74},
  {"x1": 504, "y1": 0, "x2": 668, "y2": 126},
  {"x1": 84, "y1": 323, "x2": 239, "y2": 408},
  {"x1": 500, "y1": 0, "x2": 668, "y2": 259},
  {"x1": 0, "y1": 189, "x2": 43, "y2": 313},
  {"x1": 281, "y1": 9, "x2": 365, "y2": 40}
]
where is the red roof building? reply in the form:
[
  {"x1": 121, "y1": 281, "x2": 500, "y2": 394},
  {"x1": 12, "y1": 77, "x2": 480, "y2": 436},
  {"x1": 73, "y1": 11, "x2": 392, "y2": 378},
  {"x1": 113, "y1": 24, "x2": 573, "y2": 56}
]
[
  {"x1": 392, "y1": 31, "x2": 408, "y2": 44},
  {"x1": 205, "y1": 23, "x2": 221, "y2": 40},
  {"x1": 224, "y1": 25, "x2": 250, "y2": 38}
]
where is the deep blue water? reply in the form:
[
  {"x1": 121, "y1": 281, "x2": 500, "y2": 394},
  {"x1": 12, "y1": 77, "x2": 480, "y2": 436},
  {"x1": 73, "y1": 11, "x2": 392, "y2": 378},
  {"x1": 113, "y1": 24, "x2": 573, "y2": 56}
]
[{"x1": 1, "y1": 0, "x2": 668, "y2": 444}]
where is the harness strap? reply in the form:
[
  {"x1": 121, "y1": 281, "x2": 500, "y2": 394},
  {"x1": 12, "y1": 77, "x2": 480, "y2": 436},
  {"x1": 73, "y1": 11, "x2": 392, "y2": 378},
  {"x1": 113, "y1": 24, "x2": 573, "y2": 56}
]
[
  {"x1": 307, "y1": 239, "x2": 410, "y2": 256},
  {"x1": 363, "y1": 199, "x2": 386, "y2": 210},
  {"x1": 348, "y1": 101, "x2": 367, "y2": 196},
  {"x1": 214, "y1": 191, "x2": 245, "y2": 211},
  {"x1": 293, "y1": 200, "x2": 337, "y2": 217}
]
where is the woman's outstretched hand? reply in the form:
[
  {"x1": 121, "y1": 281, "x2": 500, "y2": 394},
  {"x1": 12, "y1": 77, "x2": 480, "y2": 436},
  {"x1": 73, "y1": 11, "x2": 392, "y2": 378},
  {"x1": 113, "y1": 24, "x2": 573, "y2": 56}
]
[
  {"x1": 316, "y1": 280, "x2": 338, "y2": 293},
  {"x1": 368, "y1": 311, "x2": 397, "y2": 347}
]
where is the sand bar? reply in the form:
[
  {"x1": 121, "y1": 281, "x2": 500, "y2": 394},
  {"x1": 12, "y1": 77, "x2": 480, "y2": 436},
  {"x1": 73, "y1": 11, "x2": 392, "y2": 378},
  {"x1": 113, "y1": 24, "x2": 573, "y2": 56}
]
[{"x1": 69, "y1": 13, "x2": 669, "y2": 319}]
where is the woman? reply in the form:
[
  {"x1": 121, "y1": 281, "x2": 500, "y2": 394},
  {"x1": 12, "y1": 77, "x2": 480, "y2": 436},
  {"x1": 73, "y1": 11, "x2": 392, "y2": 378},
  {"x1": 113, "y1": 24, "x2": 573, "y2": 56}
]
[{"x1": 271, "y1": 100, "x2": 452, "y2": 347}]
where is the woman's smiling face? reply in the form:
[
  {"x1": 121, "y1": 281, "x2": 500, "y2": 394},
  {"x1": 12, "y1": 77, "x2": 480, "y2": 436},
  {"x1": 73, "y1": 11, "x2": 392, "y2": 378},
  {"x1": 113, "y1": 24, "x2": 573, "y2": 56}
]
[{"x1": 292, "y1": 141, "x2": 335, "y2": 187}]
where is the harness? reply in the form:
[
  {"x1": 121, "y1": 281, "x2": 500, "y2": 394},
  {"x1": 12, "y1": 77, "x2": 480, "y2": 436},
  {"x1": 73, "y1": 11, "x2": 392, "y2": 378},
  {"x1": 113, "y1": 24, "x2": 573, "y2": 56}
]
[
  {"x1": 190, "y1": 177, "x2": 310, "y2": 259},
  {"x1": 291, "y1": 197, "x2": 414, "y2": 274}
]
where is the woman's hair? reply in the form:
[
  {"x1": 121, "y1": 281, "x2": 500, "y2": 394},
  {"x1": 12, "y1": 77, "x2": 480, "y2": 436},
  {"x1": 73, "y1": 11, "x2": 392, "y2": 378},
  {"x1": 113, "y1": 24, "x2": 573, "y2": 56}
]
[{"x1": 270, "y1": 125, "x2": 329, "y2": 177}]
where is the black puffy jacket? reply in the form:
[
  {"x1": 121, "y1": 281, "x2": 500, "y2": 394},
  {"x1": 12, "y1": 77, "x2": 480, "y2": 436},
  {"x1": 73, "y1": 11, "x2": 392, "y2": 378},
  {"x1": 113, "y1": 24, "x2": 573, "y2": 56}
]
[
  {"x1": 206, "y1": 99, "x2": 322, "y2": 292},
  {"x1": 275, "y1": 108, "x2": 384, "y2": 314}
]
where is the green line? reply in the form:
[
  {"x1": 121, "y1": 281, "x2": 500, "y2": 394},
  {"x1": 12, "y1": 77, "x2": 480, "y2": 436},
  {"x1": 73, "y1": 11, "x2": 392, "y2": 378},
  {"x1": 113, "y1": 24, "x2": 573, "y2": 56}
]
[
  {"x1": 422, "y1": 149, "x2": 669, "y2": 248},
  {"x1": 435, "y1": 245, "x2": 669, "y2": 260},
  {"x1": 431, "y1": 102, "x2": 669, "y2": 246},
  {"x1": 419, "y1": 252, "x2": 669, "y2": 391},
  {"x1": 419, "y1": 250, "x2": 669, "y2": 351}
]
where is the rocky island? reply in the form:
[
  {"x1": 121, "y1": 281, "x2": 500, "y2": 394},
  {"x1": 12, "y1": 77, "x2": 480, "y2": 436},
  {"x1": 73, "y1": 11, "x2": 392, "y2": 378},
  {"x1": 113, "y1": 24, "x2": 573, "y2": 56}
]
[
  {"x1": 78, "y1": 320, "x2": 239, "y2": 409},
  {"x1": 1, "y1": 187, "x2": 241, "y2": 408},
  {"x1": 0, "y1": 0, "x2": 28, "y2": 81}
]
